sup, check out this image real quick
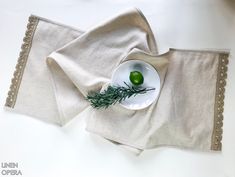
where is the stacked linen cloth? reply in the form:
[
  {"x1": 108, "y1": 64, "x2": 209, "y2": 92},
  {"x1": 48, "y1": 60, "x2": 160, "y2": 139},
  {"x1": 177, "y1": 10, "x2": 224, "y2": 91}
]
[{"x1": 5, "y1": 8, "x2": 229, "y2": 152}]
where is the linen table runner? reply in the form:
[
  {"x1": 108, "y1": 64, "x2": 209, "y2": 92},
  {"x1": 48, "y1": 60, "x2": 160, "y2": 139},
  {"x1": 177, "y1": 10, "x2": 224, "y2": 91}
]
[{"x1": 5, "y1": 8, "x2": 229, "y2": 152}]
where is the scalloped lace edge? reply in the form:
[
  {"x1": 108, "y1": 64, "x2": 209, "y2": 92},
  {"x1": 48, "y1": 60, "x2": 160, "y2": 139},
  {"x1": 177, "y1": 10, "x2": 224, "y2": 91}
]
[{"x1": 5, "y1": 15, "x2": 39, "y2": 108}]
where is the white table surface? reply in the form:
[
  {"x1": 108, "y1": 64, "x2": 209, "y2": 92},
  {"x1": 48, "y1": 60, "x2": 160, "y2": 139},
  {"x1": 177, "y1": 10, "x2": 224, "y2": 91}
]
[{"x1": 0, "y1": 0, "x2": 235, "y2": 177}]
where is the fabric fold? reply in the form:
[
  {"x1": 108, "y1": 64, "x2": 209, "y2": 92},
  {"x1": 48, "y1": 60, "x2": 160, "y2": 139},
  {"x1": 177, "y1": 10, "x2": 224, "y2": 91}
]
[{"x1": 46, "y1": 8, "x2": 159, "y2": 124}]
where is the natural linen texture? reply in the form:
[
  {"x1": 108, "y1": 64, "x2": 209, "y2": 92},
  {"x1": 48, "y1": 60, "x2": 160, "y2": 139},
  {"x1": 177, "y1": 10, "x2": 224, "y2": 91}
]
[{"x1": 5, "y1": 8, "x2": 229, "y2": 152}]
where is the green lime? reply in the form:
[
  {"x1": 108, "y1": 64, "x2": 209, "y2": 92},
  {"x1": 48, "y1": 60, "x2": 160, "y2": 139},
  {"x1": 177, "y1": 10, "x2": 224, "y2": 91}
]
[{"x1": 129, "y1": 71, "x2": 144, "y2": 86}]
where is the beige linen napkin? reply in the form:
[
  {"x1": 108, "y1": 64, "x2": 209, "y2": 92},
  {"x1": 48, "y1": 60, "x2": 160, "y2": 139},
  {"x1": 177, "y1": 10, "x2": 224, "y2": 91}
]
[{"x1": 5, "y1": 8, "x2": 229, "y2": 152}]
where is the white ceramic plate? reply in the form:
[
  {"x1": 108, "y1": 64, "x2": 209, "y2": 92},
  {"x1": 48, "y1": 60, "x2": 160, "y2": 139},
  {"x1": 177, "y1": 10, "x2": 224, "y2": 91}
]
[{"x1": 111, "y1": 60, "x2": 160, "y2": 110}]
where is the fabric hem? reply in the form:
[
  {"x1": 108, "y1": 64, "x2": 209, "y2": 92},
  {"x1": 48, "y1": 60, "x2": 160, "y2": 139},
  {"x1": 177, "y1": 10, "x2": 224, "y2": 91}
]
[
  {"x1": 86, "y1": 127, "x2": 145, "y2": 150},
  {"x1": 135, "y1": 8, "x2": 158, "y2": 54},
  {"x1": 169, "y1": 48, "x2": 230, "y2": 54},
  {"x1": 31, "y1": 14, "x2": 84, "y2": 33}
]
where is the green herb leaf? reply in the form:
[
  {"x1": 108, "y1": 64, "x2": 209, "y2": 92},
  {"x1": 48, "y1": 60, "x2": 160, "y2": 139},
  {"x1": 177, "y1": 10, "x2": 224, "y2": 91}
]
[{"x1": 86, "y1": 82, "x2": 155, "y2": 109}]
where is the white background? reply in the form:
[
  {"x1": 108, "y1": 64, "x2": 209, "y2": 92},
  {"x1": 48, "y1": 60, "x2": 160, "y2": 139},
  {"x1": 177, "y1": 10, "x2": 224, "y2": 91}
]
[{"x1": 0, "y1": 0, "x2": 235, "y2": 177}]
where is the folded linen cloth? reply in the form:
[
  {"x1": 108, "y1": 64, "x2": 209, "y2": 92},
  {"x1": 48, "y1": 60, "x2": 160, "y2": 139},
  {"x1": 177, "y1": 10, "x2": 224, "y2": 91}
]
[{"x1": 5, "y1": 8, "x2": 229, "y2": 152}]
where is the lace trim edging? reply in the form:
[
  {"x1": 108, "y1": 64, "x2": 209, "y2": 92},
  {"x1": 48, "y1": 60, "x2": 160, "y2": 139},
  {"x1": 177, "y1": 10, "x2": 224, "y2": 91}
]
[
  {"x1": 5, "y1": 15, "x2": 39, "y2": 108},
  {"x1": 211, "y1": 53, "x2": 229, "y2": 151}
]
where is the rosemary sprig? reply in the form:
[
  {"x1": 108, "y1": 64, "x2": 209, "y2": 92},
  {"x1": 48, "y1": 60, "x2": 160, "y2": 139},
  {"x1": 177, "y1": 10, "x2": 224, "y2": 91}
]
[{"x1": 86, "y1": 82, "x2": 155, "y2": 109}]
